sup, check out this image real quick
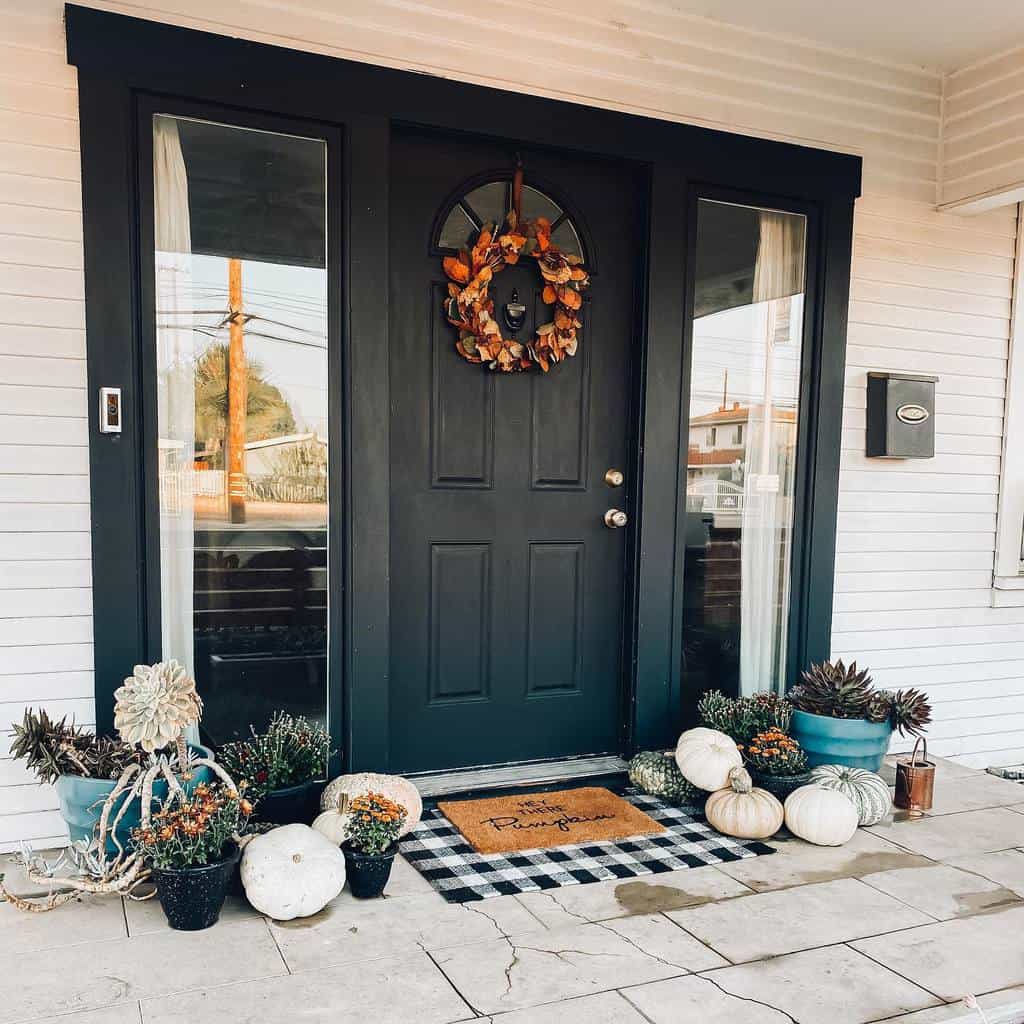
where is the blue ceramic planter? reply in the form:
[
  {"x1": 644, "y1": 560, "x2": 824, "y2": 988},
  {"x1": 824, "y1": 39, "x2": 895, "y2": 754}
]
[
  {"x1": 789, "y1": 710, "x2": 892, "y2": 771},
  {"x1": 55, "y1": 744, "x2": 216, "y2": 849}
]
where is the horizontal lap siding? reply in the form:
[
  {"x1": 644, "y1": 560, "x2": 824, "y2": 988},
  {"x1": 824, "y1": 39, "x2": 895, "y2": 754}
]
[
  {"x1": 1, "y1": 0, "x2": 1019, "y2": 845},
  {"x1": 833, "y1": 198, "x2": 1022, "y2": 768},
  {"x1": 941, "y1": 46, "x2": 1024, "y2": 208},
  {"x1": 0, "y1": 4, "x2": 88, "y2": 851}
]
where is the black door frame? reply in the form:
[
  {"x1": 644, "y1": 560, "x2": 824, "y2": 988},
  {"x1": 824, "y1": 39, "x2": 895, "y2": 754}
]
[{"x1": 66, "y1": 4, "x2": 860, "y2": 771}]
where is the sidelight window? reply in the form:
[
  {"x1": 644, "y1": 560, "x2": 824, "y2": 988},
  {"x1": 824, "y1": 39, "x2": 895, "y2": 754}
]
[
  {"x1": 152, "y1": 113, "x2": 329, "y2": 745},
  {"x1": 682, "y1": 199, "x2": 808, "y2": 699}
]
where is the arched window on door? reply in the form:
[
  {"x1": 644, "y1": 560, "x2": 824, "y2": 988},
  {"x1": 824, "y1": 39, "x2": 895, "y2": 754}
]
[{"x1": 434, "y1": 176, "x2": 586, "y2": 262}]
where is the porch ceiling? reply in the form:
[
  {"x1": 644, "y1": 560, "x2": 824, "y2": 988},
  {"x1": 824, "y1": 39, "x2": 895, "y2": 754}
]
[{"x1": 667, "y1": 0, "x2": 1024, "y2": 72}]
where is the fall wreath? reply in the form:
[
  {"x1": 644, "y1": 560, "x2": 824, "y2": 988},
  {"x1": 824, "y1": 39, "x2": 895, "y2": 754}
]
[{"x1": 442, "y1": 167, "x2": 589, "y2": 373}]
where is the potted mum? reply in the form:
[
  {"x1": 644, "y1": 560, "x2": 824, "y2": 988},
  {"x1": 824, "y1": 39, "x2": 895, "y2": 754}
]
[
  {"x1": 788, "y1": 660, "x2": 932, "y2": 771},
  {"x1": 217, "y1": 712, "x2": 332, "y2": 825},
  {"x1": 697, "y1": 690, "x2": 793, "y2": 745},
  {"x1": 133, "y1": 782, "x2": 253, "y2": 930},
  {"x1": 741, "y1": 729, "x2": 812, "y2": 800},
  {"x1": 9, "y1": 662, "x2": 215, "y2": 849},
  {"x1": 341, "y1": 791, "x2": 407, "y2": 898}
]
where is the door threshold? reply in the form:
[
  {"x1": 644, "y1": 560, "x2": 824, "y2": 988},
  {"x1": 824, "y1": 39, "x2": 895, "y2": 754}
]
[{"x1": 409, "y1": 755, "x2": 628, "y2": 798}]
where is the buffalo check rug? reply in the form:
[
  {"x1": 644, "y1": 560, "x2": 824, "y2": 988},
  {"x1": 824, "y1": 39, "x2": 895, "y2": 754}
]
[{"x1": 398, "y1": 788, "x2": 775, "y2": 903}]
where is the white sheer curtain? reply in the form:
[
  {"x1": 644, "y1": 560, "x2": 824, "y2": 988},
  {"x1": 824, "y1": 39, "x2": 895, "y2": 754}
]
[
  {"x1": 739, "y1": 211, "x2": 805, "y2": 695},
  {"x1": 154, "y1": 115, "x2": 195, "y2": 679}
]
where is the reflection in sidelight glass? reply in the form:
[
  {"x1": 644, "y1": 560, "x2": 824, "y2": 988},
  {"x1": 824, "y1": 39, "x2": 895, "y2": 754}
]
[
  {"x1": 682, "y1": 199, "x2": 807, "y2": 701},
  {"x1": 153, "y1": 114, "x2": 328, "y2": 746}
]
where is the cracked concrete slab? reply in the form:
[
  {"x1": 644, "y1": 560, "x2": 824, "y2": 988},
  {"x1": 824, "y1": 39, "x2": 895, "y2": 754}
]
[
  {"x1": 433, "y1": 915, "x2": 701, "y2": 1013},
  {"x1": 623, "y1": 946, "x2": 937, "y2": 1024},
  {"x1": 269, "y1": 889, "x2": 534, "y2": 972},
  {"x1": 714, "y1": 829, "x2": 933, "y2": 893},
  {"x1": 140, "y1": 952, "x2": 469, "y2": 1024},
  {"x1": 0, "y1": 917, "x2": 284, "y2": 1024},
  {"x1": 665, "y1": 877, "x2": 931, "y2": 962},
  {"x1": 514, "y1": 865, "x2": 750, "y2": 927},
  {"x1": 852, "y1": 904, "x2": 1024, "y2": 1002},
  {"x1": 866, "y1": 807, "x2": 1024, "y2": 861},
  {"x1": 860, "y1": 862, "x2": 1022, "y2": 920}
]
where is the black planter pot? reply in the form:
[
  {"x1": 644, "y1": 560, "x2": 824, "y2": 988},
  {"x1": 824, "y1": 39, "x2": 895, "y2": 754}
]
[
  {"x1": 342, "y1": 842, "x2": 398, "y2": 899},
  {"x1": 151, "y1": 843, "x2": 240, "y2": 931},
  {"x1": 748, "y1": 768, "x2": 813, "y2": 802},
  {"x1": 255, "y1": 779, "x2": 325, "y2": 826}
]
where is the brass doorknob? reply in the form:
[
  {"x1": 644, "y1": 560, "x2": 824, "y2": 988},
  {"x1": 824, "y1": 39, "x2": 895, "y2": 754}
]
[
  {"x1": 604, "y1": 508, "x2": 628, "y2": 529},
  {"x1": 605, "y1": 468, "x2": 624, "y2": 487}
]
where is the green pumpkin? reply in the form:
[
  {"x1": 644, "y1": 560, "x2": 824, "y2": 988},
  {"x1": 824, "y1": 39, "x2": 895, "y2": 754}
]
[
  {"x1": 809, "y1": 764, "x2": 891, "y2": 826},
  {"x1": 629, "y1": 750, "x2": 701, "y2": 803}
]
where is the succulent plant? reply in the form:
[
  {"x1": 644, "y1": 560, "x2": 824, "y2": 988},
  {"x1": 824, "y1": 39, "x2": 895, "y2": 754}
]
[
  {"x1": 9, "y1": 708, "x2": 143, "y2": 785},
  {"x1": 889, "y1": 688, "x2": 933, "y2": 737},
  {"x1": 788, "y1": 659, "x2": 874, "y2": 720},
  {"x1": 866, "y1": 690, "x2": 894, "y2": 724},
  {"x1": 113, "y1": 660, "x2": 203, "y2": 753}
]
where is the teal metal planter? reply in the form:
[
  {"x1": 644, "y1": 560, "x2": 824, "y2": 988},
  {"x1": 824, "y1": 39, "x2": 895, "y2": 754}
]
[
  {"x1": 789, "y1": 711, "x2": 892, "y2": 771},
  {"x1": 55, "y1": 744, "x2": 216, "y2": 849}
]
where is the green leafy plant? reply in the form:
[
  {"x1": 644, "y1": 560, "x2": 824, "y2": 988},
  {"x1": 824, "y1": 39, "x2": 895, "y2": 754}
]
[
  {"x1": 343, "y1": 791, "x2": 406, "y2": 855},
  {"x1": 742, "y1": 729, "x2": 808, "y2": 776},
  {"x1": 9, "y1": 708, "x2": 144, "y2": 785},
  {"x1": 217, "y1": 712, "x2": 332, "y2": 799},
  {"x1": 697, "y1": 690, "x2": 793, "y2": 744},
  {"x1": 132, "y1": 782, "x2": 252, "y2": 870}
]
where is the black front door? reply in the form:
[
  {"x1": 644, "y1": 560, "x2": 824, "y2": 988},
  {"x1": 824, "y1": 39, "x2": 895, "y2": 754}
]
[{"x1": 388, "y1": 128, "x2": 642, "y2": 773}]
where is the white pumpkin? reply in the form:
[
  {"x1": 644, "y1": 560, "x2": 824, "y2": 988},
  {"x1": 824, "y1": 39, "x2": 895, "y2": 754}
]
[
  {"x1": 311, "y1": 808, "x2": 348, "y2": 846},
  {"x1": 784, "y1": 785, "x2": 858, "y2": 846},
  {"x1": 675, "y1": 727, "x2": 743, "y2": 792},
  {"x1": 320, "y1": 772, "x2": 422, "y2": 837},
  {"x1": 809, "y1": 764, "x2": 891, "y2": 827},
  {"x1": 241, "y1": 823, "x2": 346, "y2": 920},
  {"x1": 705, "y1": 766, "x2": 784, "y2": 840}
]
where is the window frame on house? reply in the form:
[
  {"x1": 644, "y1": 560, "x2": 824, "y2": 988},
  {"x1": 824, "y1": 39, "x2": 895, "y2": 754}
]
[{"x1": 993, "y1": 203, "x2": 1024, "y2": 606}]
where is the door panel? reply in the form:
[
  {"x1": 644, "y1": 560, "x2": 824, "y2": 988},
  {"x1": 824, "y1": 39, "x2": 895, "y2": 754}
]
[{"x1": 389, "y1": 128, "x2": 642, "y2": 773}]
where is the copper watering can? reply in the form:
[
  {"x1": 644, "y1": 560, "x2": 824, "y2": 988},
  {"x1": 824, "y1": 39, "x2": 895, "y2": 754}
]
[{"x1": 894, "y1": 737, "x2": 934, "y2": 814}]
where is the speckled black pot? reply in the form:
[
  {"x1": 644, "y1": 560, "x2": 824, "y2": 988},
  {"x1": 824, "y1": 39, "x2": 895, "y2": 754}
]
[
  {"x1": 151, "y1": 844, "x2": 240, "y2": 931},
  {"x1": 342, "y1": 842, "x2": 397, "y2": 899},
  {"x1": 254, "y1": 780, "x2": 324, "y2": 826},
  {"x1": 748, "y1": 769, "x2": 813, "y2": 802}
]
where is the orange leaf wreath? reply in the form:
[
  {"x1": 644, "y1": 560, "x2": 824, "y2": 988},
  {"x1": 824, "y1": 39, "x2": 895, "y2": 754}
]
[{"x1": 442, "y1": 209, "x2": 589, "y2": 373}]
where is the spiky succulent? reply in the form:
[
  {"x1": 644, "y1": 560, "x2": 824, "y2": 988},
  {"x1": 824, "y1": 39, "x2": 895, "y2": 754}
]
[
  {"x1": 9, "y1": 708, "x2": 143, "y2": 785},
  {"x1": 113, "y1": 660, "x2": 203, "y2": 753},
  {"x1": 866, "y1": 690, "x2": 894, "y2": 724},
  {"x1": 889, "y1": 688, "x2": 932, "y2": 737},
  {"x1": 788, "y1": 659, "x2": 874, "y2": 720}
]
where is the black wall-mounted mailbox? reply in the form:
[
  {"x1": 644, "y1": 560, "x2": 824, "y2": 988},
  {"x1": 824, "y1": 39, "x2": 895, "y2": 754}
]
[{"x1": 865, "y1": 372, "x2": 938, "y2": 458}]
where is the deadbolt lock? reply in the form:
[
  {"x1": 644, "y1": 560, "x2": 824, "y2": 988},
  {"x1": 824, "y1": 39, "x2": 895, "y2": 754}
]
[
  {"x1": 604, "y1": 468, "x2": 624, "y2": 487},
  {"x1": 604, "y1": 508, "x2": 628, "y2": 529}
]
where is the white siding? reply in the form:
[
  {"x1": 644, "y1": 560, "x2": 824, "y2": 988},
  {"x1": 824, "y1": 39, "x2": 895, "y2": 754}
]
[
  {"x1": 833, "y1": 197, "x2": 1021, "y2": 767},
  {"x1": 0, "y1": 0, "x2": 1019, "y2": 846},
  {"x1": 941, "y1": 46, "x2": 1024, "y2": 209}
]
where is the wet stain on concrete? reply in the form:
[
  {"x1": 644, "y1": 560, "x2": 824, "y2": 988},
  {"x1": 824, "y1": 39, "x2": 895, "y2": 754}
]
[
  {"x1": 953, "y1": 887, "x2": 1023, "y2": 917},
  {"x1": 613, "y1": 880, "x2": 716, "y2": 914},
  {"x1": 735, "y1": 849, "x2": 934, "y2": 892}
]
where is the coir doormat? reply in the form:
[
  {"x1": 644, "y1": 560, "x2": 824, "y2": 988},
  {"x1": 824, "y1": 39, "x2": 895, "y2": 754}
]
[
  {"x1": 400, "y1": 788, "x2": 775, "y2": 903},
  {"x1": 438, "y1": 786, "x2": 666, "y2": 854}
]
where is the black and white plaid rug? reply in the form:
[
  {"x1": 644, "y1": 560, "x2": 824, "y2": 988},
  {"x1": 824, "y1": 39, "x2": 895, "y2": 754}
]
[{"x1": 399, "y1": 789, "x2": 775, "y2": 903}]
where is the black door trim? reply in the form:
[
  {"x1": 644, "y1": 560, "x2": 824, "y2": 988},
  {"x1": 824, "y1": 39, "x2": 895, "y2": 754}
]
[{"x1": 66, "y1": 3, "x2": 860, "y2": 764}]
